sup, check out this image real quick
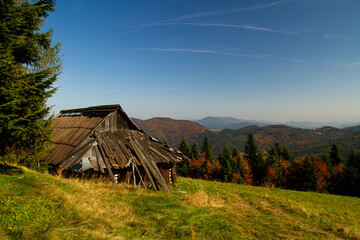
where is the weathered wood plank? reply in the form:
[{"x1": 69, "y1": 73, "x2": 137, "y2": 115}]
[
  {"x1": 59, "y1": 138, "x2": 95, "y2": 169},
  {"x1": 98, "y1": 144, "x2": 117, "y2": 185},
  {"x1": 128, "y1": 138, "x2": 159, "y2": 191},
  {"x1": 90, "y1": 146, "x2": 99, "y2": 172},
  {"x1": 148, "y1": 146, "x2": 169, "y2": 161},
  {"x1": 103, "y1": 131, "x2": 123, "y2": 167},
  {"x1": 133, "y1": 164, "x2": 146, "y2": 189},
  {"x1": 95, "y1": 132, "x2": 120, "y2": 169},
  {"x1": 107, "y1": 132, "x2": 128, "y2": 167},
  {"x1": 132, "y1": 162, "x2": 136, "y2": 189},
  {"x1": 129, "y1": 135, "x2": 170, "y2": 192},
  {"x1": 94, "y1": 145, "x2": 106, "y2": 173}
]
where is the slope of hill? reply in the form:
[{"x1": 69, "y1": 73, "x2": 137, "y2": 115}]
[
  {"x1": 195, "y1": 117, "x2": 360, "y2": 130},
  {"x1": 193, "y1": 125, "x2": 360, "y2": 156},
  {"x1": 132, "y1": 117, "x2": 207, "y2": 144},
  {"x1": 1, "y1": 164, "x2": 359, "y2": 239},
  {"x1": 345, "y1": 125, "x2": 360, "y2": 131},
  {"x1": 132, "y1": 117, "x2": 360, "y2": 156}
]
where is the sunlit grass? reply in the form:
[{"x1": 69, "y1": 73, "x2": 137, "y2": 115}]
[{"x1": 0, "y1": 164, "x2": 359, "y2": 239}]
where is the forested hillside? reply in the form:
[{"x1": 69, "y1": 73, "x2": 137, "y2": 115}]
[
  {"x1": 132, "y1": 117, "x2": 207, "y2": 144},
  {"x1": 134, "y1": 118, "x2": 360, "y2": 156},
  {"x1": 194, "y1": 125, "x2": 360, "y2": 156}
]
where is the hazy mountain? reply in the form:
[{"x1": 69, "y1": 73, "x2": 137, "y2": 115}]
[
  {"x1": 195, "y1": 117, "x2": 269, "y2": 130},
  {"x1": 283, "y1": 121, "x2": 326, "y2": 129},
  {"x1": 345, "y1": 125, "x2": 360, "y2": 131},
  {"x1": 195, "y1": 116, "x2": 360, "y2": 130}
]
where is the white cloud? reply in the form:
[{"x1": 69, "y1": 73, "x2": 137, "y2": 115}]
[
  {"x1": 130, "y1": 48, "x2": 218, "y2": 54},
  {"x1": 156, "y1": 22, "x2": 299, "y2": 35},
  {"x1": 324, "y1": 33, "x2": 347, "y2": 40},
  {"x1": 112, "y1": 0, "x2": 294, "y2": 37},
  {"x1": 127, "y1": 48, "x2": 306, "y2": 63},
  {"x1": 156, "y1": 0, "x2": 293, "y2": 23}
]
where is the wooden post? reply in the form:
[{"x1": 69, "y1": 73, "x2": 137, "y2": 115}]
[
  {"x1": 132, "y1": 162, "x2": 136, "y2": 189},
  {"x1": 134, "y1": 164, "x2": 147, "y2": 189}
]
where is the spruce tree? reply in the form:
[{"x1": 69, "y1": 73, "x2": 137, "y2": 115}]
[
  {"x1": 244, "y1": 133, "x2": 265, "y2": 185},
  {"x1": 329, "y1": 143, "x2": 343, "y2": 165},
  {"x1": 191, "y1": 142, "x2": 200, "y2": 160},
  {"x1": 266, "y1": 144, "x2": 284, "y2": 187},
  {"x1": 177, "y1": 137, "x2": 191, "y2": 176},
  {"x1": 232, "y1": 146, "x2": 244, "y2": 183},
  {"x1": 321, "y1": 151, "x2": 332, "y2": 167},
  {"x1": 268, "y1": 142, "x2": 282, "y2": 158},
  {"x1": 201, "y1": 136, "x2": 213, "y2": 162},
  {"x1": 0, "y1": 0, "x2": 61, "y2": 166},
  {"x1": 281, "y1": 145, "x2": 293, "y2": 162},
  {"x1": 179, "y1": 137, "x2": 191, "y2": 158},
  {"x1": 298, "y1": 156, "x2": 317, "y2": 191},
  {"x1": 232, "y1": 147, "x2": 243, "y2": 173},
  {"x1": 201, "y1": 136, "x2": 210, "y2": 153},
  {"x1": 267, "y1": 145, "x2": 280, "y2": 167},
  {"x1": 345, "y1": 149, "x2": 360, "y2": 197},
  {"x1": 221, "y1": 145, "x2": 233, "y2": 182}
]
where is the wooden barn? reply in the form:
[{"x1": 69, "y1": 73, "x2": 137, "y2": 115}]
[{"x1": 43, "y1": 104, "x2": 187, "y2": 192}]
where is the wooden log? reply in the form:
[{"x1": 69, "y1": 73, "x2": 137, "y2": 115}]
[
  {"x1": 113, "y1": 131, "x2": 144, "y2": 167},
  {"x1": 132, "y1": 162, "x2": 136, "y2": 189},
  {"x1": 126, "y1": 171, "x2": 131, "y2": 184},
  {"x1": 128, "y1": 138, "x2": 159, "y2": 191},
  {"x1": 95, "y1": 132, "x2": 120, "y2": 169},
  {"x1": 90, "y1": 146, "x2": 99, "y2": 172},
  {"x1": 108, "y1": 132, "x2": 128, "y2": 167},
  {"x1": 98, "y1": 144, "x2": 117, "y2": 185},
  {"x1": 103, "y1": 131, "x2": 123, "y2": 167},
  {"x1": 133, "y1": 164, "x2": 146, "y2": 189},
  {"x1": 129, "y1": 135, "x2": 170, "y2": 192},
  {"x1": 172, "y1": 165, "x2": 177, "y2": 184},
  {"x1": 94, "y1": 145, "x2": 106, "y2": 173},
  {"x1": 148, "y1": 145, "x2": 171, "y2": 163}
]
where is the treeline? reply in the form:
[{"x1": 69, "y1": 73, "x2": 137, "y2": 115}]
[{"x1": 176, "y1": 134, "x2": 360, "y2": 197}]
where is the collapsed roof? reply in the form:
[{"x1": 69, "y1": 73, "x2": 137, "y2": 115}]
[{"x1": 43, "y1": 104, "x2": 187, "y2": 192}]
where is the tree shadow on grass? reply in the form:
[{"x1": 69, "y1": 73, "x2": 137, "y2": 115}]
[{"x1": 0, "y1": 163, "x2": 24, "y2": 175}]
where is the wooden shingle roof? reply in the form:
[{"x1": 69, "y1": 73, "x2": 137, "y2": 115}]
[
  {"x1": 44, "y1": 104, "x2": 185, "y2": 167},
  {"x1": 45, "y1": 105, "x2": 123, "y2": 165}
]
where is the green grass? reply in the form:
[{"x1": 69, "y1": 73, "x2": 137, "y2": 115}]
[{"x1": 0, "y1": 164, "x2": 359, "y2": 239}]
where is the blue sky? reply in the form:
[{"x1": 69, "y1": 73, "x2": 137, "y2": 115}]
[{"x1": 45, "y1": 0, "x2": 360, "y2": 122}]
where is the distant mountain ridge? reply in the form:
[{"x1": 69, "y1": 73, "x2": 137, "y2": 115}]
[
  {"x1": 195, "y1": 116, "x2": 360, "y2": 130},
  {"x1": 194, "y1": 116, "x2": 269, "y2": 130},
  {"x1": 133, "y1": 117, "x2": 360, "y2": 157},
  {"x1": 345, "y1": 125, "x2": 360, "y2": 131}
]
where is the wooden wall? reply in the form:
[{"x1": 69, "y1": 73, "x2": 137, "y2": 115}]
[{"x1": 96, "y1": 111, "x2": 131, "y2": 132}]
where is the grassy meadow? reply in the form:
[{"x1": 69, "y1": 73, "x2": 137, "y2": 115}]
[{"x1": 0, "y1": 164, "x2": 359, "y2": 240}]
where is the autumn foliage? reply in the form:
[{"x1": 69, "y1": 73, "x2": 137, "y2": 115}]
[
  {"x1": 313, "y1": 161, "x2": 331, "y2": 193},
  {"x1": 178, "y1": 136, "x2": 360, "y2": 197}
]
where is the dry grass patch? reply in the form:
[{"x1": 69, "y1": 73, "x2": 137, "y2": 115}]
[
  {"x1": 57, "y1": 179, "x2": 135, "y2": 222},
  {"x1": 38, "y1": 176, "x2": 136, "y2": 239},
  {"x1": 332, "y1": 224, "x2": 360, "y2": 240},
  {"x1": 184, "y1": 190, "x2": 209, "y2": 206},
  {"x1": 184, "y1": 190, "x2": 225, "y2": 208}
]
